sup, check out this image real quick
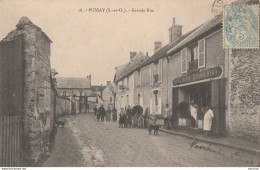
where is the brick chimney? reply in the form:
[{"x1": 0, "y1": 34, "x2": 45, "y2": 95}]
[
  {"x1": 130, "y1": 52, "x2": 137, "y2": 60},
  {"x1": 169, "y1": 17, "x2": 182, "y2": 43},
  {"x1": 154, "y1": 41, "x2": 162, "y2": 53},
  {"x1": 87, "y1": 74, "x2": 91, "y2": 86},
  {"x1": 107, "y1": 81, "x2": 111, "y2": 85}
]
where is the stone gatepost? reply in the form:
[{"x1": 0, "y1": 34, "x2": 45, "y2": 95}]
[{"x1": 2, "y1": 16, "x2": 53, "y2": 165}]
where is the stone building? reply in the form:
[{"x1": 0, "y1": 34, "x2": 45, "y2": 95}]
[
  {"x1": 1, "y1": 16, "x2": 54, "y2": 165},
  {"x1": 116, "y1": 0, "x2": 259, "y2": 142},
  {"x1": 102, "y1": 81, "x2": 115, "y2": 110},
  {"x1": 56, "y1": 76, "x2": 92, "y2": 113},
  {"x1": 114, "y1": 52, "x2": 149, "y2": 111}
]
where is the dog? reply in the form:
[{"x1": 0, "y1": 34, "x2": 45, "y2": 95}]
[
  {"x1": 148, "y1": 124, "x2": 161, "y2": 135},
  {"x1": 55, "y1": 118, "x2": 66, "y2": 127}
]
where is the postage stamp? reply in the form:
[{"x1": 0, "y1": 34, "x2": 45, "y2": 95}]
[{"x1": 223, "y1": 5, "x2": 259, "y2": 49}]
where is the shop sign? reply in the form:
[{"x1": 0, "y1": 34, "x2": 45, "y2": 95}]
[{"x1": 172, "y1": 66, "x2": 222, "y2": 86}]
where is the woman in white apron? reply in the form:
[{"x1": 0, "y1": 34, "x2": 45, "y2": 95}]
[
  {"x1": 189, "y1": 101, "x2": 198, "y2": 128},
  {"x1": 203, "y1": 106, "x2": 214, "y2": 136}
]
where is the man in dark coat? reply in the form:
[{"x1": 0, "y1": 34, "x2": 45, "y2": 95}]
[{"x1": 98, "y1": 104, "x2": 106, "y2": 122}]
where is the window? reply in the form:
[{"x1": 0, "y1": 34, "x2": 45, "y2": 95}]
[
  {"x1": 138, "y1": 94, "x2": 140, "y2": 104},
  {"x1": 110, "y1": 97, "x2": 113, "y2": 102},
  {"x1": 198, "y1": 39, "x2": 205, "y2": 68},
  {"x1": 181, "y1": 48, "x2": 188, "y2": 73},
  {"x1": 187, "y1": 45, "x2": 198, "y2": 72},
  {"x1": 126, "y1": 95, "x2": 129, "y2": 105},
  {"x1": 127, "y1": 77, "x2": 129, "y2": 88},
  {"x1": 138, "y1": 70, "x2": 141, "y2": 86},
  {"x1": 158, "y1": 59, "x2": 163, "y2": 83},
  {"x1": 150, "y1": 63, "x2": 154, "y2": 85}
]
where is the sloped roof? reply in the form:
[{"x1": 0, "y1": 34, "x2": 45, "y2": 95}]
[
  {"x1": 135, "y1": 25, "x2": 202, "y2": 70},
  {"x1": 105, "y1": 83, "x2": 115, "y2": 93},
  {"x1": 56, "y1": 77, "x2": 91, "y2": 89},
  {"x1": 2, "y1": 16, "x2": 52, "y2": 43},
  {"x1": 90, "y1": 85, "x2": 106, "y2": 91},
  {"x1": 115, "y1": 52, "x2": 149, "y2": 82}
]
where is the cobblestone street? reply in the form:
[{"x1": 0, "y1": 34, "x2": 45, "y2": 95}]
[{"x1": 42, "y1": 113, "x2": 259, "y2": 167}]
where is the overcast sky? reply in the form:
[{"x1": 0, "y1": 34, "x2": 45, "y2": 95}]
[{"x1": 0, "y1": 0, "x2": 217, "y2": 85}]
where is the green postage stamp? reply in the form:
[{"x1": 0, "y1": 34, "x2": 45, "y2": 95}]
[{"x1": 223, "y1": 5, "x2": 259, "y2": 49}]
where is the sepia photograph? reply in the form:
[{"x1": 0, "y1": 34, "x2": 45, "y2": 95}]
[{"x1": 0, "y1": 0, "x2": 259, "y2": 168}]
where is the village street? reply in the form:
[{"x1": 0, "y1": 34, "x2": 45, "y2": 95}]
[{"x1": 42, "y1": 113, "x2": 259, "y2": 167}]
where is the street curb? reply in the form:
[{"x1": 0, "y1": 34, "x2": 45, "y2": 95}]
[{"x1": 159, "y1": 129, "x2": 260, "y2": 154}]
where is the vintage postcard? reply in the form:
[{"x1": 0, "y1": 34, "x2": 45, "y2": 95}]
[{"x1": 0, "y1": 0, "x2": 259, "y2": 168}]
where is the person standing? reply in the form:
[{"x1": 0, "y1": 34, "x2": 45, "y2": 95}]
[
  {"x1": 163, "y1": 104, "x2": 171, "y2": 129},
  {"x1": 203, "y1": 106, "x2": 214, "y2": 136},
  {"x1": 98, "y1": 105, "x2": 106, "y2": 122},
  {"x1": 119, "y1": 108, "x2": 125, "y2": 128},
  {"x1": 190, "y1": 101, "x2": 198, "y2": 128},
  {"x1": 94, "y1": 105, "x2": 97, "y2": 116},
  {"x1": 106, "y1": 106, "x2": 111, "y2": 121},
  {"x1": 112, "y1": 108, "x2": 117, "y2": 121}
]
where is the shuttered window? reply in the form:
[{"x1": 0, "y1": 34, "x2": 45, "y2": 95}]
[
  {"x1": 150, "y1": 63, "x2": 154, "y2": 85},
  {"x1": 181, "y1": 48, "x2": 187, "y2": 73},
  {"x1": 158, "y1": 90, "x2": 162, "y2": 115},
  {"x1": 158, "y1": 59, "x2": 163, "y2": 83},
  {"x1": 198, "y1": 39, "x2": 205, "y2": 68}
]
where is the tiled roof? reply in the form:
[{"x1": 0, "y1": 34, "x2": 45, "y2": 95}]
[
  {"x1": 136, "y1": 25, "x2": 202, "y2": 69},
  {"x1": 90, "y1": 85, "x2": 106, "y2": 91},
  {"x1": 114, "y1": 52, "x2": 149, "y2": 82},
  {"x1": 56, "y1": 77, "x2": 91, "y2": 89}
]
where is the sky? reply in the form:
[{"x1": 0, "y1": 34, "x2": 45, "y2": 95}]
[{"x1": 0, "y1": 0, "x2": 217, "y2": 85}]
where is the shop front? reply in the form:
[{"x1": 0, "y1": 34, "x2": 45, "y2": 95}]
[{"x1": 172, "y1": 66, "x2": 226, "y2": 134}]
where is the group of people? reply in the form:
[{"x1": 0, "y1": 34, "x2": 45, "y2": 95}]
[
  {"x1": 118, "y1": 105, "x2": 146, "y2": 128},
  {"x1": 93, "y1": 105, "x2": 117, "y2": 122},
  {"x1": 189, "y1": 101, "x2": 214, "y2": 136}
]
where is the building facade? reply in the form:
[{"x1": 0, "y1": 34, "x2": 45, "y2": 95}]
[
  {"x1": 114, "y1": 52, "x2": 149, "y2": 112},
  {"x1": 115, "y1": 0, "x2": 259, "y2": 142},
  {"x1": 102, "y1": 81, "x2": 115, "y2": 110}
]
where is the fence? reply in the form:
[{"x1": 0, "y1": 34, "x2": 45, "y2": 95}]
[
  {"x1": 0, "y1": 116, "x2": 24, "y2": 166},
  {"x1": 0, "y1": 35, "x2": 24, "y2": 166}
]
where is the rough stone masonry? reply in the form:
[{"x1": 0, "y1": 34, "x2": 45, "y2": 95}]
[{"x1": 2, "y1": 16, "x2": 53, "y2": 164}]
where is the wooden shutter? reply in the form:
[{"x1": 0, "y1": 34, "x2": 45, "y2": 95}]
[
  {"x1": 158, "y1": 90, "x2": 162, "y2": 115},
  {"x1": 150, "y1": 91, "x2": 153, "y2": 114},
  {"x1": 159, "y1": 59, "x2": 163, "y2": 83},
  {"x1": 150, "y1": 64, "x2": 154, "y2": 85},
  {"x1": 198, "y1": 39, "x2": 205, "y2": 68},
  {"x1": 181, "y1": 48, "x2": 187, "y2": 73}
]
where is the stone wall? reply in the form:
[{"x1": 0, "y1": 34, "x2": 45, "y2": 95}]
[
  {"x1": 229, "y1": 49, "x2": 260, "y2": 142},
  {"x1": 56, "y1": 97, "x2": 71, "y2": 117},
  {"x1": 3, "y1": 17, "x2": 54, "y2": 164}
]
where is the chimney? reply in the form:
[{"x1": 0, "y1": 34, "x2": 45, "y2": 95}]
[
  {"x1": 154, "y1": 41, "x2": 162, "y2": 53},
  {"x1": 130, "y1": 52, "x2": 137, "y2": 60},
  {"x1": 89, "y1": 74, "x2": 91, "y2": 86},
  {"x1": 107, "y1": 81, "x2": 111, "y2": 85},
  {"x1": 169, "y1": 17, "x2": 182, "y2": 43}
]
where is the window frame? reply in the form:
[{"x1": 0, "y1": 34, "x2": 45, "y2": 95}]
[
  {"x1": 158, "y1": 59, "x2": 163, "y2": 83},
  {"x1": 198, "y1": 38, "x2": 206, "y2": 69},
  {"x1": 181, "y1": 48, "x2": 188, "y2": 73}
]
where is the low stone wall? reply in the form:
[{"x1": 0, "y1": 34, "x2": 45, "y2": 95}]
[{"x1": 229, "y1": 49, "x2": 260, "y2": 143}]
